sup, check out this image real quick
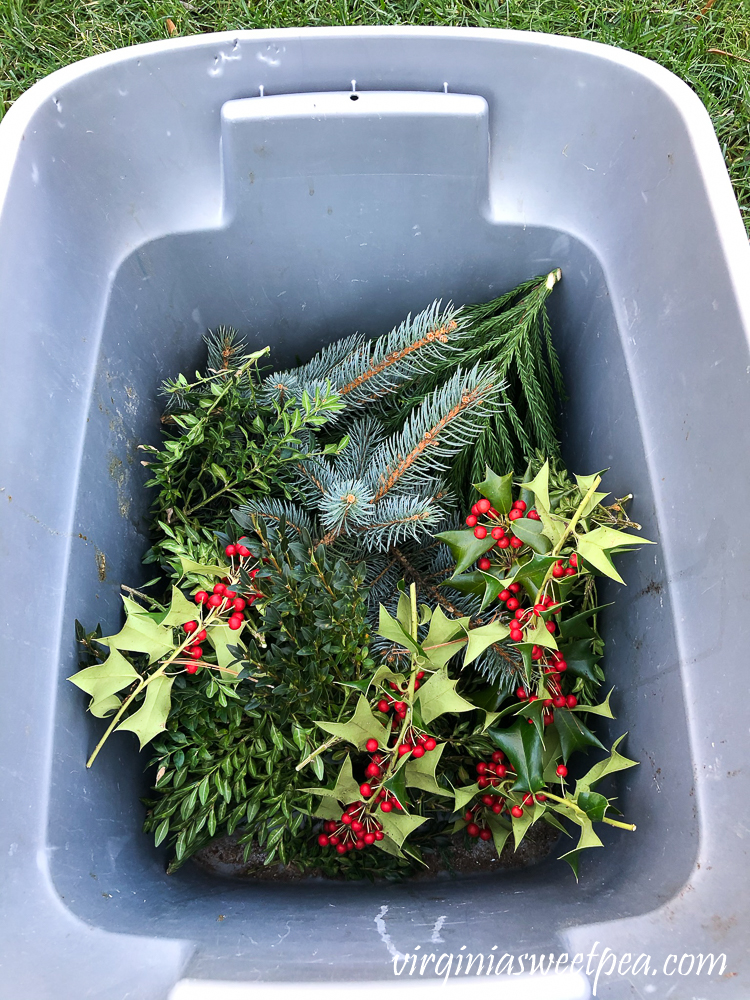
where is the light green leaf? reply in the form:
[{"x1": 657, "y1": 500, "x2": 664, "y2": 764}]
[
  {"x1": 68, "y1": 648, "x2": 140, "y2": 717},
  {"x1": 463, "y1": 620, "x2": 510, "y2": 666},
  {"x1": 100, "y1": 601, "x2": 175, "y2": 664},
  {"x1": 415, "y1": 667, "x2": 475, "y2": 724},
  {"x1": 378, "y1": 809, "x2": 427, "y2": 848},
  {"x1": 301, "y1": 755, "x2": 361, "y2": 806},
  {"x1": 575, "y1": 735, "x2": 639, "y2": 793},
  {"x1": 312, "y1": 798, "x2": 342, "y2": 821},
  {"x1": 160, "y1": 586, "x2": 200, "y2": 627},
  {"x1": 486, "y1": 813, "x2": 513, "y2": 857},
  {"x1": 576, "y1": 525, "x2": 653, "y2": 585},
  {"x1": 520, "y1": 616, "x2": 558, "y2": 651},
  {"x1": 574, "y1": 472, "x2": 610, "y2": 518},
  {"x1": 377, "y1": 605, "x2": 419, "y2": 655},
  {"x1": 452, "y1": 782, "x2": 480, "y2": 814},
  {"x1": 117, "y1": 674, "x2": 174, "y2": 749},
  {"x1": 573, "y1": 688, "x2": 615, "y2": 718},
  {"x1": 375, "y1": 835, "x2": 405, "y2": 859},
  {"x1": 315, "y1": 695, "x2": 389, "y2": 749},
  {"x1": 434, "y1": 529, "x2": 496, "y2": 576},
  {"x1": 422, "y1": 605, "x2": 470, "y2": 668},
  {"x1": 521, "y1": 461, "x2": 551, "y2": 514},
  {"x1": 370, "y1": 664, "x2": 408, "y2": 691},
  {"x1": 207, "y1": 626, "x2": 243, "y2": 672},
  {"x1": 473, "y1": 468, "x2": 514, "y2": 515},
  {"x1": 511, "y1": 799, "x2": 542, "y2": 849},
  {"x1": 404, "y1": 742, "x2": 450, "y2": 796}
]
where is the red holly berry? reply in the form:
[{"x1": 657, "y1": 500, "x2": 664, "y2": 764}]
[
  {"x1": 196, "y1": 629, "x2": 207, "y2": 642},
  {"x1": 481, "y1": 794, "x2": 494, "y2": 806},
  {"x1": 509, "y1": 583, "x2": 521, "y2": 594},
  {"x1": 479, "y1": 828, "x2": 492, "y2": 841},
  {"x1": 465, "y1": 514, "x2": 478, "y2": 527},
  {"x1": 194, "y1": 591, "x2": 208, "y2": 604},
  {"x1": 335, "y1": 844, "x2": 347, "y2": 854},
  {"x1": 236, "y1": 545, "x2": 250, "y2": 558},
  {"x1": 228, "y1": 616, "x2": 244, "y2": 631},
  {"x1": 492, "y1": 802, "x2": 503, "y2": 814},
  {"x1": 508, "y1": 509, "x2": 523, "y2": 521},
  {"x1": 474, "y1": 525, "x2": 487, "y2": 539},
  {"x1": 477, "y1": 498, "x2": 491, "y2": 514},
  {"x1": 516, "y1": 688, "x2": 527, "y2": 700},
  {"x1": 466, "y1": 823, "x2": 480, "y2": 838},
  {"x1": 513, "y1": 500, "x2": 527, "y2": 512},
  {"x1": 495, "y1": 764, "x2": 507, "y2": 778},
  {"x1": 510, "y1": 805, "x2": 524, "y2": 818},
  {"x1": 491, "y1": 526, "x2": 505, "y2": 540},
  {"x1": 341, "y1": 813, "x2": 352, "y2": 825},
  {"x1": 476, "y1": 762, "x2": 487, "y2": 774},
  {"x1": 393, "y1": 701, "x2": 407, "y2": 715},
  {"x1": 188, "y1": 646, "x2": 203, "y2": 659},
  {"x1": 366, "y1": 738, "x2": 379, "y2": 753},
  {"x1": 523, "y1": 793, "x2": 534, "y2": 806},
  {"x1": 553, "y1": 695, "x2": 566, "y2": 708},
  {"x1": 510, "y1": 536, "x2": 524, "y2": 549},
  {"x1": 506, "y1": 597, "x2": 520, "y2": 611},
  {"x1": 556, "y1": 764, "x2": 568, "y2": 777},
  {"x1": 536, "y1": 793, "x2": 547, "y2": 802},
  {"x1": 546, "y1": 621, "x2": 556, "y2": 634},
  {"x1": 375, "y1": 830, "x2": 384, "y2": 841},
  {"x1": 543, "y1": 713, "x2": 554, "y2": 726},
  {"x1": 471, "y1": 503, "x2": 480, "y2": 515},
  {"x1": 318, "y1": 834, "x2": 330, "y2": 847},
  {"x1": 464, "y1": 810, "x2": 475, "y2": 822},
  {"x1": 566, "y1": 694, "x2": 578, "y2": 708},
  {"x1": 424, "y1": 737, "x2": 437, "y2": 751},
  {"x1": 225, "y1": 544, "x2": 237, "y2": 557},
  {"x1": 477, "y1": 776, "x2": 490, "y2": 789},
  {"x1": 497, "y1": 537, "x2": 510, "y2": 549},
  {"x1": 411, "y1": 745, "x2": 425, "y2": 759},
  {"x1": 416, "y1": 671, "x2": 425, "y2": 680},
  {"x1": 569, "y1": 553, "x2": 578, "y2": 567},
  {"x1": 185, "y1": 663, "x2": 199, "y2": 675},
  {"x1": 527, "y1": 510, "x2": 541, "y2": 521},
  {"x1": 232, "y1": 598, "x2": 247, "y2": 612},
  {"x1": 499, "y1": 590, "x2": 511, "y2": 601},
  {"x1": 184, "y1": 621, "x2": 198, "y2": 634},
  {"x1": 359, "y1": 783, "x2": 373, "y2": 798},
  {"x1": 510, "y1": 629, "x2": 523, "y2": 642},
  {"x1": 552, "y1": 562, "x2": 565, "y2": 579},
  {"x1": 207, "y1": 594, "x2": 223, "y2": 608},
  {"x1": 565, "y1": 567, "x2": 576, "y2": 576},
  {"x1": 364, "y1": 832, "x2": 376, "y2": 845},
  {"x1": 213, "y1": 583, "x2": 227, "y2": 595},
  {"x1": 478, "y1": 557, "x2": 492, "y2": 571},
  {"x1": 528, "y1": 694, "x2": 538, "y2": 702},
  {"x1": 397, "y1": 744, "x2": 412, "y2": 757},
  {"x1": 365, "y1": 763, "x2": 381, "y2": 778},
  {"x1": 556, "y1": 660, "x2": 568, "y2": 672},
  {"x1": 377, "y1": 699, "x2": 390, "y2": 714}
]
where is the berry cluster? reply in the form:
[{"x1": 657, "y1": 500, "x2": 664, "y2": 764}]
[
  {"x1": 317, "y1": 802, "x2": 385, "y2": 853},
  {"x1": 180, "y1": 540, "x2": 260, "y2": 674},
  {"x1": 466, "y1": 497, "x2": 540, "y2": 559},
  {"x1": 552, "y1": 553, "x2": 578, "y2": 578}
]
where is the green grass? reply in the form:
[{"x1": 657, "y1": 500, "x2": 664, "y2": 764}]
[{"x1": 1, "y1": 1, "x2": 749, "y2": 228}]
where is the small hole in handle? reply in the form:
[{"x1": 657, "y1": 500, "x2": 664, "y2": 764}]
[{"x1": 350, "y1": 94, "x2": 359, "y2": 101}]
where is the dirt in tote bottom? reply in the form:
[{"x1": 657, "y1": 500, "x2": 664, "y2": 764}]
[
  {"x1": 72, "y1": 271, "x2": 646, "y2": 884},
  {"x1": 193, "y1": 823, "x2": 561, "y2": 881}
]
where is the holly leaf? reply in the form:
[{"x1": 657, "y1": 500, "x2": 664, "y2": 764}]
[
  {"x1": 415, "y1": 667, "x2": 475, "y2": 724},
  {"x1": 315, "y1": 694, "x2": 389, "y2": 749},
  {"x1": 207, "y1": 626, "x2": 243, "y2": 673},
  {"x1": 68, "y1": 647, "x2": 139, "y2": 717},
  {"x1": 179, "y1": 556, "x2": 230, "y2": 579},
  {"x1": 377, "y1": 605, "x2": 419, "y2": 656},
  {"x1": 404, "y1": 742, "x2": 450, "y2": 796},
  {"x1": 375, "y1": 835, "x2": 405, "y2": 859},
  {"x1": 512, "y1": 553, "x2": 558, "y2": 599},
  {"x1": 521, "y1": 461, "x2": 551, "y2": 514},
  {"x1": 558, "y1": 604, "x2": 611, "y2": 640},
  {"x1": 434, "y1": 529, "x2": 495, "y2": 576},
  {"x1": 301, "y1": 755, "x2": 361, "y2": 805},
  {"x1": 573, "y1": 688, "x2": 615, "y2": 718},
  {"x1": 452, "y1": 782, "x2": 480, "y2": 814},
  {"x1": 557, "y1": 638, "x2": 602, "y2": 682},
  {"x1": 575, "y1": 735, "x2": 639, "y2": 793},
  {"x1": 312, "y1": 798, "x2": 342, "y2": 821},
  {"x1": 442, "y1": 571, "x2": 486, "y2": 597},
  {"x1": 577, "y1": 790, "x2": 609, "y2": 823},
  {"x1": 576, "y1": 526, "x2": 652, "y2": 584},
  {"x1": 160, "y1": 586, "x2": 200, "y2": 627},
  {"x1": 478, "y1": 571, "x2": 515, "y2": 610},
  {"x1": 117, "y1": 674, "x2": 174, "y2": 749},
  {"x1": 473, "y1": 468, "x2": 513, "y2": 515},
  {"x1": 370, "y1": 664, "x2": 408, "y2": 691},
  {"x1": 422, "y1": 606, "x2": 470, "y2": 668},
  {"x1": 555, "y1": 809, "x2": 604, "y2": 879},
  {"x1": 520, "y1": 616, "x2": 558, "y2": 651},
  {"x1": 510, "y1": 518, "x2": 552, "y2": 554},
  {"x1": 100, "y1": 600, "x2": 175, "y2": 665},
  {"x1": 463, "y1": 620, "x2": 510, "y2": 666},
  {"x1": 486, "y1": 813, "x2": 513, "y2": 857},
  {"x1": 488, "y1": 718, "x2": 544, "y2": 793},
  {"x1": 574, "y1": 471, "x2": 610, "y2": 518},
  {"x1": 383, "y1": 766, "x2": 410, "y2": 809},
  {"x1": 554, "y1": 709, "x2": 605, "y2": 763},
  {"x1": 377, "y1": 809, "x2": 427, "y2": 848},
  {"x1": 511, "y1": 799, "x2": 543, "y2": 849}
]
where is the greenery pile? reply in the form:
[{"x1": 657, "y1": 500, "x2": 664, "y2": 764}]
[{"x1": 71, "y1": 269, "x2": 649, "y2": 879}]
